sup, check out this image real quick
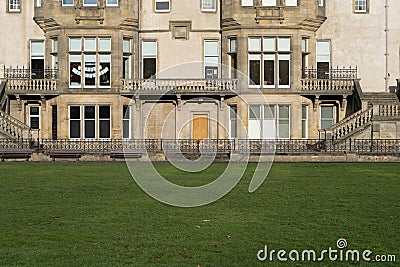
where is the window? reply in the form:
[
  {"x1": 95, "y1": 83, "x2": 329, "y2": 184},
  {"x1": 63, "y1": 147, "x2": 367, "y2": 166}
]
[
  {"x1": 316, "y1": 40, "x2": 331, "y2": 79},
  {"x1": 248, "y1": 105, "x2": 290, "y2": 139},
  {"x1": 248, "y1": 37, "x2": 291, "y2": 88},
  {"x1": 241, "y1": 0, "x2": 253, "y2": 6},
  {"x1": 285, "y1": 0, "x2": 297, "y2": 6},
  {"x1": 123, "y1": 39, "x2": 132, "y2": 79},
  {"x1": 202, "y1": 0, "x2": 216, "y2": 12},
  {"x1": 29, "y1": 106, "x2": 40, "y2": 130},
  {"x1": 68, "y1": 37, "x2": 111, "y2": 88},
  {"x1": 83, "y1": 0, "x2": 97, "y2": 6},
  {"x1": 123, "y1": 105, "x2": 131, "y2": 139},
  {"x1": 320, "y1": 105, "x2": 336, "y2": 130},
  {"x1": 155, "y1": 0, "x2": 170, "y2": 12},
  {"x1": 51, "y1": 38, "x2": 58, "y2": 70},
  {"x1": 262, "y1": 0, "x2": 276, "y2": 6},
  {"x1": 99, "y1": 106, "x2": 111, "y2": 139},
  {"x1": 37, "y1": 0, "x2": 41, "y2": 7},
  {"x1": 8, "y1": 0, "x2": 20, "y2": 12},
  {"x1": 302, "y1": 106, "x2": 308, "y2": 139},
  {"x1": 301, "y1": 38, "x2": 309, "y2": 76},
  {"x1": 354, "y1": 0, "x2": 367, "y2": 13},
  {"x1": 62, "y1": 0, "x2": 74, "y2": 6},
  {"x1": 69, "y1": 106, "x2": 81, "y2": 139},
  {"x1": 30, "y1": 41, "x2": 44, "y2": 79},
  {"x1": 204, "y1": 40, "x2": 219, "y2": 79},
  {"x1": 229, "y1": 106, "x2": 237, "y2": 138},
  {"x1": 228, "y1": 38, "x2": 237, "y2": 79},
  {"x1": 70, "y1": 106, "x2": 111, "y2": 139},
  {"x1": 106, "y1": 0, "x2": 118, "y2": 6},
  {"x1": 142, "y1": 40, "x2": 157, "y2": 79},
  {"x1": 318, "y1": 0, "x2": 324, "y2": 7}
]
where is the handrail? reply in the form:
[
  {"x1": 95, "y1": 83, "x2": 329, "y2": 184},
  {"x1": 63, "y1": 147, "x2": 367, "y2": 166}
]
[{"x1": 0, "y1": 110, "x2": 31, "y2": 139}]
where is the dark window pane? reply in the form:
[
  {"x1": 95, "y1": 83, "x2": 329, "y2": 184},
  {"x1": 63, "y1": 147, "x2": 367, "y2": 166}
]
[
  {"x1": 85, "y1": 61, "x2": 96, "y2": 86},
  {"x1": 99, "y1": 120, "x2": 110, "y2": 138},
  {"x1": 279, "y1": 60, "x2": 289, "y2": 85},
  {"x1": 264, "y1": 60, "x2": 275, "y2": 85},
  {"x1": 70, "y1": 62, "x2": 81, "y2": 86},
  {"x1": 156, "y1": 2, "x2": 169, "y2": 10},
  {"x1": 123, "y1": 120, "x2": 130, "y2": 138},
  {"x1": 31, "y1": 59, "x2": 44, "y2": 79},
  {"x1": 99, "y1": 106, "x2": 110, "y2": 119},
  {"x1": 70, "y1": 120, "x2": 81, "y2": 138},
  {"x1": 85, "y1": 120, "x2": 95, "y2": 138},
  {"x1": 70, "y1": 106, "x2": 80, "y2": 119},
  {"x1": 84, "y1": 106, "x2": 95, "y2": 119},
  {"x1": 30, "y1": 106, "x2": 39, "y2": 115},
  {"x1": 317, "y1": 62, "x2": 330, "y2": 79},
  {"x1": 99, "y1": 62, "x2": 110, "y2": 86},
  {"x1": 249, "y1": 60, "x2": 260, "y2": 86},
  {"x1": 143, "y1": 58, "x2": 156, "y2": 79},
  {"x1": 123, "y1": 105, "x2": 130, "y2": 119},
  {"x1": 230, "y1": 54, "x2": 237, "y2": 79},
  {"x1": 123, "y1": 56, "x2": 130, "y2": 79},
  {"x1": 30, "y1": 117, "x2": 39, "y2": 129}
]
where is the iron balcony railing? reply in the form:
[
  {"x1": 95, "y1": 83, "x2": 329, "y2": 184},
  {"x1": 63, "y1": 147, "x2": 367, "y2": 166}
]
[
  {"x1": 0, "y1": 138, "x2": 396, "y2": 155},
  {"x1": 3, "y1": 67, "x2": 58, "y2": 79}
]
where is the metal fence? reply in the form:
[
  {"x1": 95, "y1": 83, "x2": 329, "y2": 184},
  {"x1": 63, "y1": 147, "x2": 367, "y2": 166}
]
[{"x1": 1, "y1": 139, "x2": 400, "y2": 155}]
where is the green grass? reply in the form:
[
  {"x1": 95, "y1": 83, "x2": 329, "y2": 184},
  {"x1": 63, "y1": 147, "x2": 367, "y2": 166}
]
[{"x1": 0, "y1": 162, "x2": 399, "y2": 266}]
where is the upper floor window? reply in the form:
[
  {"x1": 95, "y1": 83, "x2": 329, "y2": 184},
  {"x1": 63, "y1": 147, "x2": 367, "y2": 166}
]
[
  {"x1": 62, "y1": 0, "x2": 74, "y2": 6},
  {"x1": 202, "y1": 0, "x2": 216, "y2": 12},
  {"x1": 155, "y1": 0, "x2": 170, "y2": 12},
  {"x1": 285, "y1": 0, "x2": 297, "y2": 6},
  {"x1": 8, "y1": 0, "x2": 21, "y2": 12},
  {"x1": 354, "y1": 0, "x2": 368, "y2": 13},
  {"x1": 318, "y1": 0, "x2": 324, "y2": 7},
  {"x1": 262, "y1": 0, "x2": 276, "y2": 6},
  {"x1": 142, "y1": 40, "x2": 157, "y2": 79},
  {"x1": 106, "y1": 0, "x2": 118, "y2": 6},
  {"x1": 204, "y1": 40, "x2": 219, "y2": 79},
  {"x1": 248, "y1": 37, "x2": 291, "y2": 88},
  {"x1": 68, "y1": 37, "x2": 111, "y2": 88},
  {"x1": 241, "y1": 0, "x2": 253, "y2": 6},
  {"x1": 83, "y1": 0, "x2": 97, "y2": 6}
]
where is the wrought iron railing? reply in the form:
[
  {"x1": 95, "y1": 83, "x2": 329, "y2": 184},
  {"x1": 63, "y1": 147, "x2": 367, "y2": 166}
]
[
  {"x1": 302, "y1": 67, "x2": 358, "y2": 80},
  {"x1": 3, "y1": 67, "x2": 58, "y2": 79},
  {"x1": 1, "y1": 138, "x2": 400, "y2": 155}
]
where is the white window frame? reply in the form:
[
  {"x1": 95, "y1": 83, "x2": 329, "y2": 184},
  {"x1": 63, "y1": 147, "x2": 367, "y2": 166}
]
[
  {"x1": 204, "y1": 40, "x2": 219, "y2": 79},
  {"x1": 9, "y1": 0, "x2": 21, "y2": 12},
  {"x1": 83, "y1": 0, "x2": 97, "y2": 6},
  {"x1": 69, "y1": 106, "x2": 82, "y2": 140},
  {"x1": 122, "y1": 105, "x2": 131, "y2": 139},
  {"x1": 248, "y1": 105, "x2": 290, "y2": 139},
  {"x1": 302, "y1": 105, "x2": 308, "y2": 139},
  {"x1": 202, "y1": 0, "x2": 216, "y2": 12},
  {"x1": 354, "y1": 0, "x2": 367, "y2": 13},
  {"x1": 98, "y1": 106, "x2": 111, "y2": 140},
  {"x1": 30, "y1": 40, "x2": 45, "y2": 79},
  {"x1": 262, "y1": 0, "x2": 276, "y2": 6},
  {"x1": 229, "y1": 106, "x2": 237, "y2": 139},
  {"x1": 285, "y1": 0, "x2": 297, "y2": 7},
  {"x1": 62, "y1": 0, "x2": 74, "y2": 6},
  {"x1": 318, "y1": 0, "x2": 324, "y2": 7},
  {"x1": 320, "y1": 105, "x2": 336, "y2": 130},
  {"x1": 155, "y1": 0, "x2": 170, "y2": 12},
  {"x1": 277, "y1": 105, "x2": 290, "y2": 139},
  {"x1": 106, "y1": 0, "x2": 118, "y2": 6},
  {"x1": 241, "y1": 0, "x2": 253, "y2": 6},
  {"x1": 84, "y1": 106, "x2": 96, "y2": 139},
  {"x1": 123, "y1": 39, "x2": 132, "y2": 79},
  {"x1": 142, "y1": 40, "x2": 158, "y2": 79},
  {"x1": 29, "y1": 106, "x2": 40, "y2": 130}
]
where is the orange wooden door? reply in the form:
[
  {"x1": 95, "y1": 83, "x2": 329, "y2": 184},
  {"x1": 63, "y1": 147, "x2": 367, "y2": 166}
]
[{"x1": 192, "y1": 114, "x2": 209, "y2": 140}]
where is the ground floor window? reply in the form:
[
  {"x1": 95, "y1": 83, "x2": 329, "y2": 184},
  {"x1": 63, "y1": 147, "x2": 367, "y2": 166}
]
[
  {"x1": 69, "y1": 105, "x2": 111, "y2": 139},
  {"x1": 320, "y1": 105, "x2": 336, "y2": 130},
  {"x1": 29, "y1": 106, "x2": 40, "y2": 130},
  {"x1": 229, "y1": 106, "x2": 237, "y2": 138},
  {"x1": 302, "y1": 105, "x2": 308, "y2": 139},
  {"x1": 122, "y1": 105, "x2": 131, "y2": 139},
  {"x1": 248, "y1": 104, "x2": 290, "y2": 139}
]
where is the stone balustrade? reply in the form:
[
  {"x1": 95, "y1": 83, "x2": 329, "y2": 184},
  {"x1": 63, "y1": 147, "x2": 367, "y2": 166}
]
[
  {"x1": 7, "y1": 79, "x2": 58, "y2": 93},
  {"x1": 301, "y1": 79, "x2": 355, "y2": 94},
  {"x1": 121, "y1": 79, "x2": 238, "y2": 94},
  {"x1": 0, "y1": 111, "x2": 31, "y2": 139}
]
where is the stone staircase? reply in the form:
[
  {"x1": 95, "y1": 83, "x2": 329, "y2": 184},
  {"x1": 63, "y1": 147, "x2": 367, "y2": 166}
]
[
  {"x1": 0, "y1": 110, "x2": 31, "y2": 140},
  {"x1": 0, "y1": 79, "x2": 6, "y2": 111},
  {"x1": 323, "y1": 92, "x2": 400, "y2": 141}
]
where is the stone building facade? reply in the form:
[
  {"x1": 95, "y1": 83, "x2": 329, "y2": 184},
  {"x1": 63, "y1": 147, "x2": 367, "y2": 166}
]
[{"x1": 0, "y1": 0, "x2": 399, "y2": 142}]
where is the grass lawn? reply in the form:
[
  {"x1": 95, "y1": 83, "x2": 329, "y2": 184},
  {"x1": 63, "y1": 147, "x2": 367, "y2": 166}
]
[{"x1": 0, "y1": 162, "x2": 399, "y2": 266}]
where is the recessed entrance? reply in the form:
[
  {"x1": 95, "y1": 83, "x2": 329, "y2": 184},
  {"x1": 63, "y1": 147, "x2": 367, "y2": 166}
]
[{"x1": 192, "y1": 114, "x2": 209, "y2": 140}]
